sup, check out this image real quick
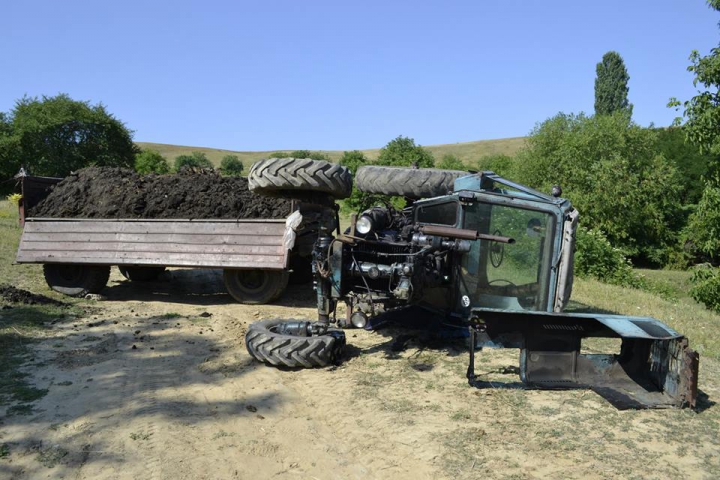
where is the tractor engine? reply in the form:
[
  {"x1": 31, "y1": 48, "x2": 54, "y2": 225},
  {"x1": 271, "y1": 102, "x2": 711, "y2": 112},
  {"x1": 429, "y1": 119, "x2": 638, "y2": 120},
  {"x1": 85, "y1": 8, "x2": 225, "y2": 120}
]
[{"x1": 321, "y1": 205, "x2": 488, "y2": 329}]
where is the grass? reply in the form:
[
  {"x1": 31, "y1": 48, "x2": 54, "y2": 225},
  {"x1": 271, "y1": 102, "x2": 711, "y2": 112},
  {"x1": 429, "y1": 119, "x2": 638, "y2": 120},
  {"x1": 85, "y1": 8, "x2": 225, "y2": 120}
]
[
  {"x1": 136, "y1": 136, "x2": 527, "y2": 171},
  {"x1": 572, "y1": 276, "x2": 720, "y2": 360},
  {"x1": 0, "y1": 201, "x2": 84, "y2": 416},
  {"x1": 129, "y1": 431, "x2": 152, "y2": 441}
]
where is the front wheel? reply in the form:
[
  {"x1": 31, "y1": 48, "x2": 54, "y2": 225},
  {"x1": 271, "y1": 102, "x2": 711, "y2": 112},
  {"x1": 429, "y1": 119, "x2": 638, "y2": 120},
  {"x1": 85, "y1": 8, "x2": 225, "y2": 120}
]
[
  {"x1": 223, "y1": 269, "x2": 289, "y2": 304},
  {"x1": 43, "y1": 264, "x2": 111, "y2": 297},
  {"x1": 245, "y1": 319, "x2": 346, "y2": 368}
]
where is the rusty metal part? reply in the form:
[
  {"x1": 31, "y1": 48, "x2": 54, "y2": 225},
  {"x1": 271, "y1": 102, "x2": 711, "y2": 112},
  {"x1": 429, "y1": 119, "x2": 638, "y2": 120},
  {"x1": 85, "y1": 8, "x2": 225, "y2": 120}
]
[
  {"x1": 467, "y1": 308, "x2": 699, "y2": 409},
  {"x1": 419, "y1": 225, "x2": 515, "y2": 244}
]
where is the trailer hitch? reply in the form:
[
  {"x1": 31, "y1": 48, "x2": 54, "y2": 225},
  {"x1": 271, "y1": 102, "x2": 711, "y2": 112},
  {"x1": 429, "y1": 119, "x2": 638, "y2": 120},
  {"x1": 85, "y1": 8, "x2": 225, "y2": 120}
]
[{"x1": 466, "y1": 309, "x2": 699, "y2": 409}]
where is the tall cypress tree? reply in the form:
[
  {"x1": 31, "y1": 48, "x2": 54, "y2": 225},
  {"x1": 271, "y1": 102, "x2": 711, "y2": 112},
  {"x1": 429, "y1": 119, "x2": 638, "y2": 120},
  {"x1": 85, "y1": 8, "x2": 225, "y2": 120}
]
[{"x1": 594, "y1": 51, "x2": 633, "y2": 116}]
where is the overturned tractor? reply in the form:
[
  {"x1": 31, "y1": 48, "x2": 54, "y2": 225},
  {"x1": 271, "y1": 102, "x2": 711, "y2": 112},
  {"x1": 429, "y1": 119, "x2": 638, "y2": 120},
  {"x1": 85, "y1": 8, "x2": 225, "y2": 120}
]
[{"x1": 243, "y1": 158, "x2": 699, "y2": 409}]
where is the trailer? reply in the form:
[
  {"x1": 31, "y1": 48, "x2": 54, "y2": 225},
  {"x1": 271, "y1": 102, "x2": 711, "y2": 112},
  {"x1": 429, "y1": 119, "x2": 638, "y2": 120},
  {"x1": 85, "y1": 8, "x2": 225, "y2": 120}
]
[{"x1": 14, "y1": 173, "x2": 308, "y2": 304}]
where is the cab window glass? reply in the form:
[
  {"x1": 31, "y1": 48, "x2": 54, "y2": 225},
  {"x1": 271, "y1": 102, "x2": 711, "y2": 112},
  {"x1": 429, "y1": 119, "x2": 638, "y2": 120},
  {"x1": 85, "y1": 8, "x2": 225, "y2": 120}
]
[{"x1": 416, "y1": 202, "x2": 458, "y2": 226}]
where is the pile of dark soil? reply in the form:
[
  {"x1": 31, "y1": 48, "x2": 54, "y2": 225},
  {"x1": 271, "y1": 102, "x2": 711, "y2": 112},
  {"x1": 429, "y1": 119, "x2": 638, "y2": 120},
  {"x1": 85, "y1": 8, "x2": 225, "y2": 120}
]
[
  {"x1": 29, "y1": 167, "x2": 291, "y2": 219},
  {"x1": 0, "y1": 285, "x2": 67, "y2": 306}
]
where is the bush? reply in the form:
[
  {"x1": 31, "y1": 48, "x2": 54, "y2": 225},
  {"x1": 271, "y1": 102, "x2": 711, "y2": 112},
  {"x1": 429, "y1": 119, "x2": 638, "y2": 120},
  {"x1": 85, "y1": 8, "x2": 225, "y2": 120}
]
[
  {"x1": 515, "y1": 112, "x2": 683, "y2": 265},
  {"x1": 269, "y1": 150, "x2": 330, "y2": 160},
  {"x1": 574, "y1": 226, "x2": 637, "y2": 286},
  {"x1": 6, "y1": 193, "x2": 21, "y2": 206},
  {"x1": 690, "y1": 264, "x2": 720, "y2": 312},
  {"x1": 220, "y1": 155, "x2": 244, "y2": 176},
  {"x1": 174, "y1": 152, "x2": 213, "y2": 171},
  {"x1": 376, "y1": 136, "x2": 434, "y2": 168},
  {"x1": 685, "y1": 174, "x2": 720, "y2": 261},
  {"x1": 338, "y1": 150, "x2": 371, "y2": 212},
  {"x1": 475, "y1": 154, "x2": 516, "y2": 178},
  {"x1": 436, "y1": 154, "x2": 465, "y2": 170},
  {"x1": 134, "y1": 149, "x2": 169, "y2": 174}
]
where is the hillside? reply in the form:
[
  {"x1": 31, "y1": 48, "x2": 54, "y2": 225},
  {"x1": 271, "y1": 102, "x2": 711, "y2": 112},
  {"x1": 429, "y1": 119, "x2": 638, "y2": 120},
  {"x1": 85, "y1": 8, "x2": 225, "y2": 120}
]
[{"x1": 136, "y1": 137, "x2": 526, "y2": 170}]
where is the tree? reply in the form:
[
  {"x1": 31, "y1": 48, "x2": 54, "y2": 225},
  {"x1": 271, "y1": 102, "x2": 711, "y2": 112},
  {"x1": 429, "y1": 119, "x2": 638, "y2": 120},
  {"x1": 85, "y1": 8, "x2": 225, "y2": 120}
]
[
  {"x1": 685, "y1": 173, "x2": 720, "y2": 261},
  {"x1": 475, "y1": 154, "x2": 516, "y2": 178},
  {"x1": 594, "y1": 51, "x2": 632, "y2": 117},
  {"x1": 376, "y1": 136, "x2": 434, "y2": 168},
  {"x1": 174, "y1": 152, "x2": 213, "y2": 171},
  {"x1": 436, "y1": 154, "x2": 465, "y2": 170},
  {"x1": 668, "y1": 1, "x2": 720, "y2": 154},
  {"x1": 655, "y1": 127, "x2": 716, "y2": 204},
  {"x1": 1, "y1": 94, "x2": 137, "y2": 180},
  {"x1": 515, "y1": 112, "x2": 683, "y2": 265},
  {"x1": 270, "y1": 150, "x2": 330, "y2": 160},
  {"x1": 0, "y1": 112, "x2": 21, "y2": 193},
  {"x1": 134, "y1": 149, "x2": 169, "y2": 174},
  {"x1": 338, "y1": 150, "x2": 371, "y2": 211},
  {"x1": 220, "y1": 155, "x2": 244, "y2": 176}
]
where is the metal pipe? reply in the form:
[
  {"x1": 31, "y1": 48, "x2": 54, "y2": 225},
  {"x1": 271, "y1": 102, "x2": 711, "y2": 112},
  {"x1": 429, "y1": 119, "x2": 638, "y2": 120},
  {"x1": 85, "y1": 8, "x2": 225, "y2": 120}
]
[{"x1": 419, "y1": 225, "x2": 515, "y2": 244}]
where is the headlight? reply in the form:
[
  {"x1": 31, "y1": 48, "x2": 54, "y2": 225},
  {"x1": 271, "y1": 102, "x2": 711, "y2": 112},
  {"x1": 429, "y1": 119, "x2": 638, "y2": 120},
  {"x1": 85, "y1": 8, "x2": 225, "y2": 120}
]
[{"x1": 356, "y1": 215, "x2": 373, "y2": 235}]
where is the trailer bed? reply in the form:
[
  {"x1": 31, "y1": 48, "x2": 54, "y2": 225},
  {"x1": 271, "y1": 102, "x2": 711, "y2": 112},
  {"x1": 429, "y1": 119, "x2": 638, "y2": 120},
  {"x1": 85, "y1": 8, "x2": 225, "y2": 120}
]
[{"x1": 16, "y1": 218, "x2": 289, "y2": 270}]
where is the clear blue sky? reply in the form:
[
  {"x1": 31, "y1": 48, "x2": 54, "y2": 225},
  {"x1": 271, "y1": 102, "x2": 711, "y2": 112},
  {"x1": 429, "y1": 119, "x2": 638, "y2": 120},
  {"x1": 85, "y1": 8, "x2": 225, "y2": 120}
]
[{"x1": 1, "y1": 0, "x2": 718, "y2": 151}]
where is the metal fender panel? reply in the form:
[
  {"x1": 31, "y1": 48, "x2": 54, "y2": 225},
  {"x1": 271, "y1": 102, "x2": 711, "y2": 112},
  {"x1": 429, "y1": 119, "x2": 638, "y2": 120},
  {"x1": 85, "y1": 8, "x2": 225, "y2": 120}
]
[{"x1": 468, "y1": 308, "x2": 699, "y2": 409}]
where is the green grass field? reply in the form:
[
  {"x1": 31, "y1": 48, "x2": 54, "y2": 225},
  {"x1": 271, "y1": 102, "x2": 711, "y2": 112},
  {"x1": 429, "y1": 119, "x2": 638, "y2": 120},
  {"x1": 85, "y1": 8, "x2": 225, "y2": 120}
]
[{"x1": 136, "y1": 136, "x2": 527, "y2": 171}]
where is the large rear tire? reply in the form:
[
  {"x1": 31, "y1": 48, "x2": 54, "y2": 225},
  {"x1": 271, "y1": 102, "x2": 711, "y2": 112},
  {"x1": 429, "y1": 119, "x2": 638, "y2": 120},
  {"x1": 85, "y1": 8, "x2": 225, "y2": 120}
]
[
  {"x1": 223, "y1": 269, "x2": 289, "y2": 304},
  {"x1": 43, "y1": 264, "x2": 111, "y2": 297},
  {"x1": 118, "y1": 266, "x2": 166, "y2": 282},
  {"x1": 248, "y1": 158, "x2": 352, "y2": 199},
  {"x1": 355, "y1": 165, "x2": 466, "y2": 199},
  {"x1": 245, "y1": 319, "x2": 346, "y2": 368}
]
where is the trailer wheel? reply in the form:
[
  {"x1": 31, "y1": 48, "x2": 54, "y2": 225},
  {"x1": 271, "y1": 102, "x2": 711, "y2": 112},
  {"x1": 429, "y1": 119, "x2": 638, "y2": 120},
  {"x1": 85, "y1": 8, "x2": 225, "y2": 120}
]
[
  {"x1": 223, "y1": 269, "x2": 289, "y2": 304},
  {"x1": 118, "y1": 266, "x2": 166, "y2": 281},
  {"x1": 43, "y1": 264, "x2": 111, "y2": 297},
  {"x1": 355, "y1": 165, "x2": 466, "y2": 199},
  {"x1": 245, "y1": 319, "x2": 346, "y2": 368},
  {"x1": 248, "y1": 158, "x2": 352, "y2": 199}
]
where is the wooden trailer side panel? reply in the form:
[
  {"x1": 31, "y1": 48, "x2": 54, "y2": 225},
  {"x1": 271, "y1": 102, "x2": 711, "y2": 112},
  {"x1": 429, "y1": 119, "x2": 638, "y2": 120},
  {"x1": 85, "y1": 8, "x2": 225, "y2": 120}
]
[{"x1": 16, "y1": 219, "x2": 289, "y2": 270}]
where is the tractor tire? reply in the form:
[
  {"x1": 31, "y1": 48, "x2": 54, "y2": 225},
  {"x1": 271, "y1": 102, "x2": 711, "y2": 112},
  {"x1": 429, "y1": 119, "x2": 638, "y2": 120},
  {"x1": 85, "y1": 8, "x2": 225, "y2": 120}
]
[
  {"x1": 223, "y1": 269, "x2": 289, "y2": 304},
  {"x1": 118, "y1": 266, "x2": 166, "y2": 282},
  {"x1": 248, "y1": 158, "x2": 352, "y2": 199},
  {"x1": 43, "y1": 264, "x2": 111, "y2": 297},
  {"x1": 245, "y1": 319, "x2": 346, "y2": 368},
  {"x1": 355, "y1": 165, "x2": 466, "y2": 199}
]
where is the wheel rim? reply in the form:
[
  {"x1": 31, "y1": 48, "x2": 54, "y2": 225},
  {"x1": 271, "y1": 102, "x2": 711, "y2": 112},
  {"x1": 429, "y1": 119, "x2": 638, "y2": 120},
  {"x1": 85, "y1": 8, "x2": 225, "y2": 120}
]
[
  {"x1": 235, "y1": 270, "x2": 268, "y2": 292},
  {"x1": 57, "y1": 265, "x2": 84, "y2": 283}
]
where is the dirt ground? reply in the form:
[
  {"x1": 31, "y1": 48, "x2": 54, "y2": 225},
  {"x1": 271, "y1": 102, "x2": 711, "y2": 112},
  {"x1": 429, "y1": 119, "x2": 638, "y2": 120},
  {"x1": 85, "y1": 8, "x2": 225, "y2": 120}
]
[{"x1": 1, "y1": 269, "x2": 719, "y2": 480}]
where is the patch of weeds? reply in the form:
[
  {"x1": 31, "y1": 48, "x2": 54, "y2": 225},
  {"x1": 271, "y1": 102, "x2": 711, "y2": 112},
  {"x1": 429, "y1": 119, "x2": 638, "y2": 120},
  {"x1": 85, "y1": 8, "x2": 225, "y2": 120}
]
[
  {"x1": 450, "y1": 409, "x2": 473, "y2": 421},
  {"x1": 13, "y1": 385, "x2": 48, "y2": 402},
  {"x1": 212, "y1": 430, "x2": 236, "y2": 440},
  {"x1": 438, "y1": 427, "x2": 488, "y2": 478},
  {"x1": 6, "y1": 404, "x2": 34, "y2": 416},
  {"x1": 0, "y1": 443, "x2": 9, "y2": 458},
  {"x1": 381, "y1": 398, "x2": 418, "y2": 413},
  {"x1": 36, "y1": 445, "x2": 68, "y2": 468},
  {"x1": 130, "y1": 431, "x2": 152, "y2": 441},
  {"x1": 49, "y1": 423, "x2": 63, "y2": 431}
]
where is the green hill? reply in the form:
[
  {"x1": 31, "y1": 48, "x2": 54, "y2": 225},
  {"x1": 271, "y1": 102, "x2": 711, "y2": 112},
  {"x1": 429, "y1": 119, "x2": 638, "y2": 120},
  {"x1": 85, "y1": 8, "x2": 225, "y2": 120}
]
[{"x1": 136, "y1": 137, "x2": 526, "y2": 170}]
